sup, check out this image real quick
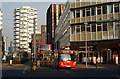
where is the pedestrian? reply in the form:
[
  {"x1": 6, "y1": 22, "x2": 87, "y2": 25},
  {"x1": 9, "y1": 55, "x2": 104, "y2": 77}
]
[{"x1": 37, "y1": 60, "x2": 40, "y2": 67}]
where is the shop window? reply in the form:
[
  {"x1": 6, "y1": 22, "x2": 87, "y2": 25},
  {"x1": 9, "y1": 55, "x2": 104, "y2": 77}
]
[
  {"x1": 102, "y1": 5, "x2": 107, "y2": 14},
  {"x1": 81, "y1": 24, "x2": 85, "y2": 32},
  {"x1": 76, "y1": 10, "x2": 80, "y2": 18},
  {"x1": 92, "y1": 24, "x2": 96, "y2": 32},
  {"x1": 108, "y1": 5, "x2": 113, "y2": 13},
  {"x1": 97, "y1": 6, "x2": 101, "y2": 15},
  {"x1": 76, "y1": 26, "x2": 80, "y2": 33},
  {"x1": 71, "y1": 26, "x2": 75, "y2": 34},
  {"x1": 97, "y1": 23, "x2": 101, "y2": 31},
  {"x1": 103, "y1": 23, "x2": 107, "y2": 31},
  {"x1": 86, "y1": 8, "x2": 90, "y2": 16},
  {"x1": 91, "y1": 7, "x2": 96, "y2": 16},
  {"x1": 114, "y1": 4, "x2": 119, "y2": 12}
]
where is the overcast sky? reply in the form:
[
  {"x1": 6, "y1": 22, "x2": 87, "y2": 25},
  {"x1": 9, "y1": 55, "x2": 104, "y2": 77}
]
[{"x1": 1, "y1": 1, "x2": 67, "y2": 47}]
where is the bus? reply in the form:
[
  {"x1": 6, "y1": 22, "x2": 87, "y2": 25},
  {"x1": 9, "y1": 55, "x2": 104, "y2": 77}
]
[{"x1": 37, "y1": 45, "x2": 77, "y2": 68}]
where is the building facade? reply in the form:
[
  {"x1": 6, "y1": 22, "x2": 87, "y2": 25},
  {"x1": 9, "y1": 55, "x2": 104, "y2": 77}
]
[
  {"x1": 46, "y1": 4, "x2": 64, "y2": 50},
  {"x1": 31, "y1": 31, "x2": 41, "y2": 53},
  {"x1": 0, "y1": 9, "x2": 2, "y2": 54},
  {"x1": 70, "y1": 0, "x2": 120, "y2": 64},
  {"x1": 14, "y1": 6, "x2": 37, "y2": 55},
  {"x1": 41, "y1": 25, "x2": 47, "y2": 44},
  {"x1": 55, "y1": 2, "x2": 71, "y2": 49},
  {"x1": 2, "y1": 36, "x2": 7, "y2": 56}
]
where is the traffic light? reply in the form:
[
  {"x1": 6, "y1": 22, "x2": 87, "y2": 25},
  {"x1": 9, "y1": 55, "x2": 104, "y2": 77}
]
[{"x1": 92, "y1": 44, "x2": 97, "y2": 51}]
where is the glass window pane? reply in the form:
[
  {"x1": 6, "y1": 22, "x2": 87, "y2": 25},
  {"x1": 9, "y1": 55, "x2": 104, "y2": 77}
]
[
  {"x1": 81, "y1": 24, "x2": 85, "y2": 32},
  {"x1": 103, "y1": 23, "x2": 107, "y2": 31},
  {"x1": 91, "y1": 7, "x2": 96, "y2": 15},
  {"x1": 92, "y1": 24, "x2": 96, "y2": 32},
  {"x1": 76, "y1": 26, "x2": 80, "y2": 33},
  {"x1": 114, "y1": 4, "x2": 119, "y2": 12},
  {"x1": 71, "y1": 26, "x2": 75, "y2": 34},
  {"x1": 97, "y1": 23, "x2": 101, "y2": 31},
  {"x1": 76, "y1": 10, "x2": 80, "y2": 18},
  {"x1": 108, "y1": 5, "x2": 113, "y2": 13},
  {"x1": 102, "y1": 5, "x2": 107, "y2": 14},
  {"x1": 115, "y1": 22, "x2": 120, "y2": 30},
  {"x1": 97, "y1": 6, "x2": 101, "y2": 15},
  {"x1": 108, "y1": 22, "x2": 113, "y2": 31},
  {"x1": 82, "y1": 9, "x2": 85, "y2": 17},
  {"x1": 86, "y1": 8, "x2": 90, "y2": 16}
]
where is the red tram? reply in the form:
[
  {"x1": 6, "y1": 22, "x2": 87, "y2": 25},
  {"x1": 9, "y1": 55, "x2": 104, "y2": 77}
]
[{"x1": 37, "y1": 44, "x2": 77, "y2": 68}]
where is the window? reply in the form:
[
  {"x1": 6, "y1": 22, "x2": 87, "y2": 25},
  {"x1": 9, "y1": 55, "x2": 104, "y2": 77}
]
[
  {"x1": 103, "y1": 23, "x2": 107, "y2": 31},
  {"x1": 81, "y1": 24, "x2": 85, "y2": 32},
  {"x1": 108, "y1": 5, "x2": 113, "y2": 13},
  {"x1": 102, "y1": 5, "x2": 107, "y2": 14},
  {"x1": 82, "y1": 9, "x2": 85, "y2": 17},
  {"x1": 86, "y1": 24, "x2": 91, "y2": 32},
  {"x1": 71, "y1": 26, "x2": 75, "y2": 34},
  {"x1": 97, "y1": 6, "x2": 101, "y2": 15},
  {"x1": 97, "y1": 23, "x2": 101, "y2": 31},
  {"x1": 115, "y1": 22, "x2": 120, "y2": 30},
  {"x1": 108, "y1": 22, "x2": 113, "y2": 31},
  {"x1": 71, "y1": 11, "x2": 75, "y2": 18},
  {"x1": 91, "y1": 7, "x2": 96, "y2": 16},
  {"x1": 76, "y1": 26, "x2": 80, "y2": 33},
  {"x1": 92, "y1": 24, "x2": 96, "y2": 32},
  {"x1": 114, "y1": 4, "x2": 119, "y2": 12},
  {"x1": 86, "y1": 8, "x2": 90, "y2": 16},
  {"x1": 76, "y1": 10, "x2": 80, "y2": 18}
]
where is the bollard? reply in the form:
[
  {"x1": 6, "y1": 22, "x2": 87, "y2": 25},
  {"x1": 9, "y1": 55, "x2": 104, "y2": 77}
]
[{"x1": 10, "y1": 60, "x2": 12, "y2": 66}]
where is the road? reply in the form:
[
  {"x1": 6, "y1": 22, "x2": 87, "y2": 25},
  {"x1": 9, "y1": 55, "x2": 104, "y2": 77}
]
[{"x1": 1, "y1": 62, "x2": 120, "y2": 79}]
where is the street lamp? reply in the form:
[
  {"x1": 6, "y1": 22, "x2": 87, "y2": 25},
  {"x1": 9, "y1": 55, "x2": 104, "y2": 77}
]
[{"x1": 84, "y1": 22, "x2": 88, "y2": 68}]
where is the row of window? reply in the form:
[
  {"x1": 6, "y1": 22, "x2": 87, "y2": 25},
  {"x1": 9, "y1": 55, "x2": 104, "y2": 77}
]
[
  {"x1": 71, "y1": 3, "x2": 119, "y2": 18},
  {"x1": 71, "y1": 21, "x2": 120, "y2": 34}
]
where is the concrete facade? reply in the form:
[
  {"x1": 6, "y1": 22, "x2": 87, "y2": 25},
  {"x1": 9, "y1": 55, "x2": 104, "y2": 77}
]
[
  {"x1": 14, "y1": 6, "x2": 37, "y2": 54},
  {"x1": 46, "y1": 4, "x2": 64, "y2": 50}
]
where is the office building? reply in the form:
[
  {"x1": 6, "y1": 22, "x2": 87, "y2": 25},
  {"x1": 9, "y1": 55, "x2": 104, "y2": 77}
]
[
  {"x1": 41, "y1": 25, "x2": 47, "y2": 44},
  {"x1": 46, "y1": 4, "x2": 64, "y2": 49},
  {"x1": 70, "y1": 0, "x2": 120, "y2": 64},
  {"x1": 55, "y1": 2, "x2": 70, "y2": 49}
]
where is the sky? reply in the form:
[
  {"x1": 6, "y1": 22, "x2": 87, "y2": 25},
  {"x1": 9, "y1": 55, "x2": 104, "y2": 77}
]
[{"x1": 1, "y1": 1, "x2": 67, "y2": 47}]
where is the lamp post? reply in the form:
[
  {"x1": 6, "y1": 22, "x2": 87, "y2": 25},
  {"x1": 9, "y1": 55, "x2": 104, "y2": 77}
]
[
  {"x1": 84, "y1": 22, "x2": 88, "y2": 68},
  {"x1": 33, "y1": 18, "x2": 37, "y2": 70}
]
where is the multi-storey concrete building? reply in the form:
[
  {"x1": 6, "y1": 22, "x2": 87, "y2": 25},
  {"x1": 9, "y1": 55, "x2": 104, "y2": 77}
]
[
  {"x1": 0, "y1": 9, "x2": 2, "y2": 54},
  {"x1": 41, "y1": 25, "x2": 47, "y2": 44},
  {"x1": 46, "y1": 4, "x2": 64, "y2": 49},
  {"x1": 55, "y1": 2, "x2": 70, "y2": 49},
  {"x1": 55, "y1": 0, "x2": 120, "y2": 64},
  {"x1": 14, "y1": 6, "x2": 37, "y2": 55},
  {"x1": 70, "y1": 0, "x2": 120, "y2": 64}
]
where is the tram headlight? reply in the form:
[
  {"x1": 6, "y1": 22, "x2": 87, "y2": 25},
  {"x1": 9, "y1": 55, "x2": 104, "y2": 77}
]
[
  {"x1": 73, "y1": 62, "x2": 76, "y2": 65},
  {"x1": 59, "y1": 62, "x2": 63, "y2": 65}
]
